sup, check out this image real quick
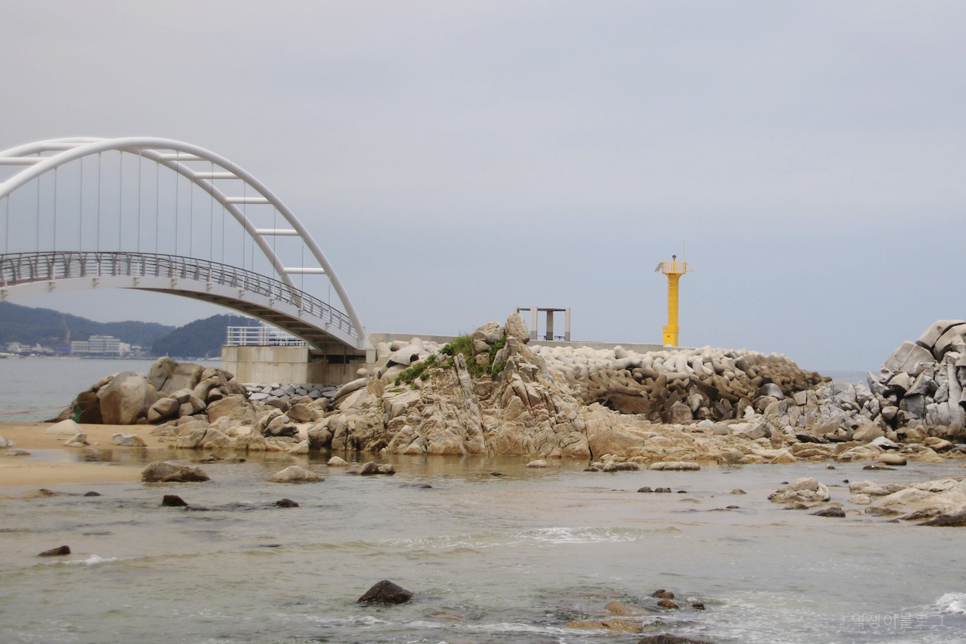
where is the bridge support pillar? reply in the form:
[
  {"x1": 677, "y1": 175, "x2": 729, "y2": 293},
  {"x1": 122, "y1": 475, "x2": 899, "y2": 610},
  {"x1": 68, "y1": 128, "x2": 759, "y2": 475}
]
[{"x1": 222, "y1": 345, "x2": 365, "y2": 385}]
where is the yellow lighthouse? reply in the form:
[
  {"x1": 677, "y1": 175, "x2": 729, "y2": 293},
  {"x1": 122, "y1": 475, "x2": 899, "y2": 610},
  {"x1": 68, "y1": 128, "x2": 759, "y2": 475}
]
[{"x1": 655, "y1": 254, "x2": 693, "y2": 347}]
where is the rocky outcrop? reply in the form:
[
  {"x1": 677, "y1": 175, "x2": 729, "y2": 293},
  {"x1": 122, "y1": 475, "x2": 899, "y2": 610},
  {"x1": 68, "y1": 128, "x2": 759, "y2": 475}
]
[
  {"x1": 864, "y1": 320, "x2": 966, "y2": 440},
  {"x1": 64, "y1": 359, "x2": 248, "y2": 426},
  {"x1": 861, "y1": 477, "x2": 966, "y2": 524}
]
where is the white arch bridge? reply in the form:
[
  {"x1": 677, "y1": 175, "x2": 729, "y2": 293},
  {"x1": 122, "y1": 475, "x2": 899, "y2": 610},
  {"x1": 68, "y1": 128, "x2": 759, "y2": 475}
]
[{"x1": 0, "y1": 137, "x2": 368, "y2": 354}]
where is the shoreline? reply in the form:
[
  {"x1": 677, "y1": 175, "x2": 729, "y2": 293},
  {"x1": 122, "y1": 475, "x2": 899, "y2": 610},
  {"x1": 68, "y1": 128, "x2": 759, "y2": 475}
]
[{"x1": 0, "y1": 421, "x2": 168, "y2": 488}]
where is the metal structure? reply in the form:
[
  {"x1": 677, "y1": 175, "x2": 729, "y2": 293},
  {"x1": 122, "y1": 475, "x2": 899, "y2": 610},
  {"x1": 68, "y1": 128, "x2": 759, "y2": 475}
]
[
  {"x1": 226, "y1": 323, "x2": 306, "y2": 348},
  {"x1": 654, "y1": 254, "x2": 692, "y2": 347},
  {"x1": 0, "y1": 137, "x2": 367, "y2": 351}
]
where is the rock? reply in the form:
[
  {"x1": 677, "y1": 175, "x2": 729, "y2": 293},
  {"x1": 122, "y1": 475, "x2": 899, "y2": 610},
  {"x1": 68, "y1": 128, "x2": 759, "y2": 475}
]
[
  {"x1": 327, "y1": 456, "x2": 349, "y2": 466},
  {"x1": 358, "y1": 580, "x2": 413, "y2": 604},
  {"x1": 206, "y1": 395, "x2": 255, "y2": 425},
  {"x1": 768, "y1": 478, "x2": 830, "y2": 504},
  {"x1": 527, "y1": 459, "x2": 549, "y2": 468},
  {"x1": 649, "y1": 462, "x2": 701, "y2": 471},
  {"x1": 566, "y1": 620, "x2": 643, "y2": 633},
  {"x1": 4, "y1": 449, "x2": 30, "y2": 457},
  {"x1": 852, "y1": 422, "x2": 884, "y2": 443},
  {"x1": 651, "y1": 589, "x2": 675, "y2": 599},
  {"x1": 83, "y1": 491, "x2": 101, "y2": 496},
  {"x1": 147, "y1": 357, "x2": 178, "y2": 391},
  {"x1": 141, "y1": 461, "x2": 210, "y2": 483},
  {"x1": 112, "y1": 433, "x2": 145, "y2": 447},
  {"x1": 160, "y1": 363, "x2": 204, "y2": 395},
  {"x1": 147, "y1": 397, "x2": 180, "y2": 423},
  {"x1": 268, "y1": 466, "x2": 322, "y2": 483},
  {"x1": 603, "y1": 461, "x2": 639, "y2": 471},
  {"x1": 275, "y1": 498, "x2": 300, "y2": 507},
  {"x1": 161, "y1": 494, "x2": 188, "y2": 507},
  {"x1": 473, "y1": 321, "x2": 504, "y2": 344},
  {"x1": 506, "y1": 311, "x2": 530, "y2": 343},
  {"x1": 44, "y1": 419, "x2": 82, "y2": 435},
  {"x1": 64, "y1": 433, "x2": 89, "y2": 447},
  {"x1": 657, "y1": 598, "x2": 679, "y2": 609},
  {"x1": 98, "y1": 372, "x2": 159, "y2": 424},
  {"x1": 605, "y1": 600, "x2": 642, "y2": 616},
  {"x1": 879, "y1": 453, "x2": 907, "y2": 466},
  {"x1": 883, "y1": 341, "x2": 935, "y2": 376},
  {"x1": 637, "y1": 635, "x2": 719, "y2": 644},
  {"x1": 388, "y1": 345, "x2": 421, "y2": 366},
  {"x1": 75, "y1": 390, "x2": 103, "y2": 423},
  {"x1": 919, "y1": 511, "x2": 966, "y2": 527},
  {"x1": 811, "y1": 506, "x2": 846, "y2": 517},
  {"x1": 37, "y1": 545, "x2": 71, "y2": 557}
]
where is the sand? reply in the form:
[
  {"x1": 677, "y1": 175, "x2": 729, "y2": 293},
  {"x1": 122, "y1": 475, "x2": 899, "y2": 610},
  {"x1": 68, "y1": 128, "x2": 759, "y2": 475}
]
[{"x1": 0, "y1": 421, "x2": 170, "y2": 487}]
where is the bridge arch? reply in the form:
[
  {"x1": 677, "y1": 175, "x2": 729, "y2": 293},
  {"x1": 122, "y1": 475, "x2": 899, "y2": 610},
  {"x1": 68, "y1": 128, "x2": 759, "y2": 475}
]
[{"x1": 0, "y1": 137, "x2": 368, "y2": 351}]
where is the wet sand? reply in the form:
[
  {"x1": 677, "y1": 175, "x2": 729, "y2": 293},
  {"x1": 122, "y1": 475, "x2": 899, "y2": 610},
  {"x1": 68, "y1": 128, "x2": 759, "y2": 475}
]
[{"x1": 0, "y1": 421, "x2": 168, "y2": 487}]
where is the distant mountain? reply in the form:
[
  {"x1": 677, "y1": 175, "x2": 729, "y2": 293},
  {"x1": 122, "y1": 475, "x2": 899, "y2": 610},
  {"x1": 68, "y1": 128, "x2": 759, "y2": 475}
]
[
  {"x1": 0, "y1": 301, "x2": 174, "y2": 349},
  {"x1": 151, "y1": 314, "x2": 261, "y2": 359}
]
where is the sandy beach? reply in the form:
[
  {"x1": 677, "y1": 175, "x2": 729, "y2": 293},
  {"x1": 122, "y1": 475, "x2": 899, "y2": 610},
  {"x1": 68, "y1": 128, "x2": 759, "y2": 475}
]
[{"x1": 0, "y1": 421, "x2": 168, "y2": 487}]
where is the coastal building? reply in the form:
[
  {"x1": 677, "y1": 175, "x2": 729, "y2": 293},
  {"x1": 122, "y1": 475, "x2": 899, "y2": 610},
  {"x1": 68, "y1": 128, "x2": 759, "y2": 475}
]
[{"x1": 71, "y1": 335, "x2": 124, "y2": 356}]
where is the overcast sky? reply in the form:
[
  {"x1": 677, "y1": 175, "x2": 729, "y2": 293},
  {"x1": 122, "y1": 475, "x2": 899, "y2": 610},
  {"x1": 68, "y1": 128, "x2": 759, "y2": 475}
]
[{"x1": 1, "y1": 1, "x2": 964, "y2": 372}]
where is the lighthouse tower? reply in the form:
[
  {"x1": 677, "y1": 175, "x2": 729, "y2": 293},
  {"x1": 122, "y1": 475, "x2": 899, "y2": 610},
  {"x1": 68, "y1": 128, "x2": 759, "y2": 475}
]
[{"x1": 654, "y1": 254, "x2": 693, "y2": 347}]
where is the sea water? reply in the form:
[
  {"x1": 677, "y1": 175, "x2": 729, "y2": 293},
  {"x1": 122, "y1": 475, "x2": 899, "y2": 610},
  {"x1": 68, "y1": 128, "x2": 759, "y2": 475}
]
[{"x1": 1, "y1": 452, "x2": 965, "y2": 644}]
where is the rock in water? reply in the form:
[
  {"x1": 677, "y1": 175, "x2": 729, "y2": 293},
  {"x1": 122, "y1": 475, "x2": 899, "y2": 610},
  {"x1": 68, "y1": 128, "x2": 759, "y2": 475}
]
[
  {"x1": 275, "y1": 498, "x2": 299, "y2": 507},
  {"x1": 637, "y1": 635, "x2": 720, "y2": 644},
  {"x1": 112, "y1": 433, "x2": 146, "y2": 447},
  {"x1": 38, "y1": 545, "x2": 71, "y2": 557},
  {"x1": 358, "y1": 580, "x2": 413, "y2": 604},
  {"x1": 162, "y1": 494, "x2": 188, "y2": 507},
  {"x1": 811, "y1": 506, "x2": 846, "y2": 518},
  {"x1": 141, "y1": 461, "x2": 210, "y2": 483},
  {"x1": 268, "y1": 466, "x2": 321, "y2": 483}
]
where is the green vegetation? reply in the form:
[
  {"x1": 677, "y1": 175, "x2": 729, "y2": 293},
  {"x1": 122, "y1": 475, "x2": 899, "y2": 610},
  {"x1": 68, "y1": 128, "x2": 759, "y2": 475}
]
[
  {"x1": 395, "y1": 354, "x2": 437, "y2": 386},
  {"x1": 394, "y1": 332, "x2": 508, "y2": 387}
]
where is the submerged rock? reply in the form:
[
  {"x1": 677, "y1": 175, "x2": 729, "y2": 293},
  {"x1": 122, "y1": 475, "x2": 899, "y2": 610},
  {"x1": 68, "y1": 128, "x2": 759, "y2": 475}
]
[
  {"x1": 37, "y1": 545, "x2": 71, "y2": 557},
  {"x1": 358, "y1": 580, "x2": 413, "y2": 604},
  {"x1": 142, "y1": 461, "x2": 210, "y2": 483},
  {"x1": 268, "y1": 466, "x2": 322, "y2": 483}
]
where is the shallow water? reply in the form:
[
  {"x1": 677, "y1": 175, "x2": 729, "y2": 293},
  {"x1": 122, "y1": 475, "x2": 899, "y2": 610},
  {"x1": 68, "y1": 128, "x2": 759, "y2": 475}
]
[{"x1": 1, "y1": 452, "x2": 965, "y2": 644}]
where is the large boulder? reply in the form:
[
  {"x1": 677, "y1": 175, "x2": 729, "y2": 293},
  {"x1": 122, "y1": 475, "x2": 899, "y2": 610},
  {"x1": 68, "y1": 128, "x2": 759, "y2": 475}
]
[
  {"x1": 98, "y1": 372, "x2": 159, "y2": 425},
  {"x1": 160, "y1": 363, "x2": 204, "y2": 395},
  {"x1": 206, "y1": 395, "x2": 255, "y2": 425},
  {"x1": 506, "y1": 312, "x2": 530, "y2": 343},
  {"x1": 147, "y1": 397, "x2": 180, "y2": 423},
  {"x1": 147, "y1": 357, "x2": 178, "y2": 391}
]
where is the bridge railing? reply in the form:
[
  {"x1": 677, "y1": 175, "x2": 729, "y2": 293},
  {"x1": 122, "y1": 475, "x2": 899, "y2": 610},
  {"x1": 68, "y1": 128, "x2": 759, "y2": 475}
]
[{"x1": 0, "y1": 251, "x2": 357, "y2": 339}]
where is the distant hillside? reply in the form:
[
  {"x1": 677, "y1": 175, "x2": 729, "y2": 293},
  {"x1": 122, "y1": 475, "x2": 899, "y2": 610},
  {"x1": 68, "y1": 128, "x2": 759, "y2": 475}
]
[
  {"x1": 0, "y1": 301, "x2": 174, "y2": 349},
  {"x1": 151, "y1": 314, "x2": 261, "y2": 359}
]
